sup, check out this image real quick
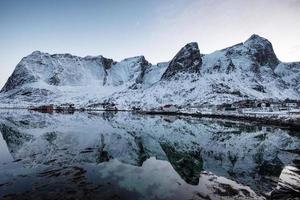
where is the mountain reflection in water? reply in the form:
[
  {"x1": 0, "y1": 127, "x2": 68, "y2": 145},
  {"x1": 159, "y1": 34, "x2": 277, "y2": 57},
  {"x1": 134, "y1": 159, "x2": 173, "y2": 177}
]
[{"x1": 0, "y1": 110, "x2": 299, "y2": 200}]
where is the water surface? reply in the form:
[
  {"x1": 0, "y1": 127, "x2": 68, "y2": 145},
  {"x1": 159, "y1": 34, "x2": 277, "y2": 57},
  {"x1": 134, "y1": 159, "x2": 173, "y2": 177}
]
[{"x1": 0, "y1": 110, "x2": 299, "y2": 200}]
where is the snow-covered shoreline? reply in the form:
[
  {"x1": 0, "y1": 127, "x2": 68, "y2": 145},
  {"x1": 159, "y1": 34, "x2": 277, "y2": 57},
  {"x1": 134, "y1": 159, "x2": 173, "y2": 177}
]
[
  {"x1": 0, "y1": 105, "x2": 299, "y2": 129},
  {"x1": 141, "y1": 110, "x2": 300, "y2": 128}
]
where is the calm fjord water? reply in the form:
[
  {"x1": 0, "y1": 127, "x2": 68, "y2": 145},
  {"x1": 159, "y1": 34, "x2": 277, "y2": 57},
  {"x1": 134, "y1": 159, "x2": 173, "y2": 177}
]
[{"x1": 0, "y1": 110, "x2": 299, "y2": 200}]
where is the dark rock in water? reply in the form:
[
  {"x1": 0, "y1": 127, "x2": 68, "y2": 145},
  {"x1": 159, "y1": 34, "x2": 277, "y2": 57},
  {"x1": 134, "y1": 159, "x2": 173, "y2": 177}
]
[
  {"x1": 270, "y1": 161, "x2": 300, "y2": 200},
  {"x1": 161, "y1": 42, "x2": 202, "y2": 80},
  {"x1": 244, "y1": 34, "x2": 279, "y2": 69}
]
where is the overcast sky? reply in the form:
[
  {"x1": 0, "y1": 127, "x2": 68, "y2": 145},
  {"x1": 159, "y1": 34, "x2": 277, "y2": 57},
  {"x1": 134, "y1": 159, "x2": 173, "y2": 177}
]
[{"x1": 0, "y1": 0, "x2": 299, "y2": 88}]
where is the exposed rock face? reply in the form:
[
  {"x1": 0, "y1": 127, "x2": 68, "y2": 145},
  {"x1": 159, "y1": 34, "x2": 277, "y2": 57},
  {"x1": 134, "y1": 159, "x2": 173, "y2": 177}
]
[
  {"x1": 161, "y1": 42, "x2": 202, "y2": 80},
  {"x1": 244, "y1": 34, "x2": 279, "y2": 68},
  {"x1": 104, "y1": 56, "x2": 153, "y2": 87},
  {"x1": 48, "y1": 73, "x2": 60, "y2": 86},
  {"x1": 135, "y1": 56, "x2": 151, "y2": 84},
  {"x1": 98, "y1": 56, "x2": 115, "y2": 70},
  {"x1": 100, "y1": 56, "x2": 116, "y2": 86},
  {"x1": 1, "y1": 63, "x2": 37, "y2": 92},
  {"x1": 275, "y1": 62, "x2": 300, "y2": 93}
]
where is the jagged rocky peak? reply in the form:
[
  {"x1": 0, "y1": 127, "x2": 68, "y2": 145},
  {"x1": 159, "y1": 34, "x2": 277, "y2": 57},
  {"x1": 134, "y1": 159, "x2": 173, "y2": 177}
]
[
  {"x1": 122, "y1": 55, "x2": 150, "y2": 66},
  {"x1": 137, "y1": 55, "x2": 150, "y2": 66},
  {"x1": 105, "y1": 55, "x2": 152, "y2": 87},
  {"x1": 30, "y1": 50, "x2": 43, "y2": 56},
  {"x1": 93, "y1": 55, "x2": 115, "y2": 70},
  {"x1": 244, "y1": 34, "x2": 279, "y2": 68},
  {"x1": 161, "y1": 42, "x2": 202, "y2": 80},
  {"x1": 124, "y1": 55, "x2": 150, "y2": 67},
  {"x1": 134, "y1": 56, "x2": 151, "y2": 84}
]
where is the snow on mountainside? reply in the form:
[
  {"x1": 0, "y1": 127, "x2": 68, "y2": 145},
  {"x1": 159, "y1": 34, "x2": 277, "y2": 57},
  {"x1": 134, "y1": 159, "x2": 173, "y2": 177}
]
[
  {"x1": 104, "y1": 35, "x2": 300, "y2": 109},
  {"x1": 0, "y1": 34, "x2": 299, "y2": 109},
  {"x1": 0, "y1": 53, "x2": 157, "y2": 107}
]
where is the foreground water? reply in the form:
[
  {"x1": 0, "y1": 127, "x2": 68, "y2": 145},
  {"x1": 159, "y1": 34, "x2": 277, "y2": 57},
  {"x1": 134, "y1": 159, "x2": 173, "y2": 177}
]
[{"x1": 0, "y1": 110, "x2": 299, "y2": 200}]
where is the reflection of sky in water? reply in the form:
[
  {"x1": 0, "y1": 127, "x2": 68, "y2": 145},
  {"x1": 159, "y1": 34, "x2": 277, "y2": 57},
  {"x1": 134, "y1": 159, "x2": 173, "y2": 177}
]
[
  {"x1": 100, "y1": 158, "x2": 185, "y2": 200},
  {"x1": 89, "y1": 157, "x2": 262, "y2": 200}
]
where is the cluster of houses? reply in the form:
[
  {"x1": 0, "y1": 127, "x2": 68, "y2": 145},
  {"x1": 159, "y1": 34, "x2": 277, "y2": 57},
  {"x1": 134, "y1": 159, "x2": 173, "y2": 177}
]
[
  {"x1": 86, "y1": 101, "x2": 118, "y2": 111},
  {"x1": 30, "y1": 101, "x2": 120, "y2": 113},
  {"x1": 156, "y1": 99, "x2": 300, "y2": 114},
  {"x1": 28, "y1": 98, "x2": 299, "y2": 115},
  {"x1": 29, "y1": 103, "x2": 76, "y2": 113},
  {"x1": 220, "y1": 99, "x2": 299, "y2": 113}
]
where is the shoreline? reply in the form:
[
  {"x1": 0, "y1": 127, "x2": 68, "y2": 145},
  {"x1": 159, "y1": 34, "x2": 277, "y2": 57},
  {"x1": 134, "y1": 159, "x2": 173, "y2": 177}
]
[
  {"x1": 141, "y1": 111, "x2": 300, "y2": 130},
  {"x1": 0, "y1": 107, "x2": 299, "y2": 130}
]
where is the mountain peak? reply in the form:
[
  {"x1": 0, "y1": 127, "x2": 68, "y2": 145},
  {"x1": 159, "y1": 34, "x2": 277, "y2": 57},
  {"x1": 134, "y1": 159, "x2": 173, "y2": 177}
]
[
  {"x1": 185, "y1": 42, "x2": 199, "y2": 48},
  {"x1": 247, "y1": 34, "x2": 266, "y2": 41},
  {"x1": 161, "y1": 42, "x2": 202, "y2": 80},
  {"x1": 28, "y1": 50, "x2": 47, "y2": 57},
  {"x1": 244, "y1": 34, "x2": 279, "y2": 68},
  {"x1": 244, "y1": 34, "x2": 272, "y2": 47}
]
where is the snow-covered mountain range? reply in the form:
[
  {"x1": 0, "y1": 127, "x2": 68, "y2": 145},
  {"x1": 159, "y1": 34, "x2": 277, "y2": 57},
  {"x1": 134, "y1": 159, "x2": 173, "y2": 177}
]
[{"x1": 0, "y1": 34, "x2": 299, "y2": 109}]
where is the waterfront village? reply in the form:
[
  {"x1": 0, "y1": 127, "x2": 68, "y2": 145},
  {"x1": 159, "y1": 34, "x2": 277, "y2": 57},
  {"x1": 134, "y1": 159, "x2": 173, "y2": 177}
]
[{"x1": 30, "y1": 98, "x2": 300, "y2": 117}]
